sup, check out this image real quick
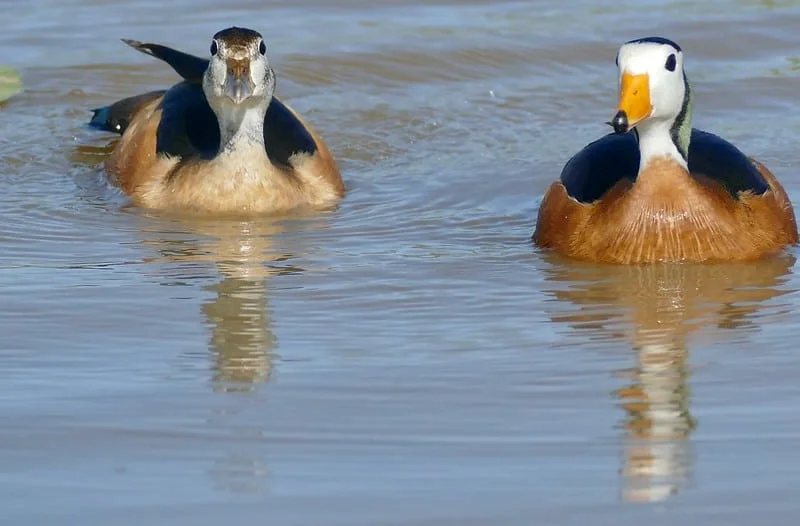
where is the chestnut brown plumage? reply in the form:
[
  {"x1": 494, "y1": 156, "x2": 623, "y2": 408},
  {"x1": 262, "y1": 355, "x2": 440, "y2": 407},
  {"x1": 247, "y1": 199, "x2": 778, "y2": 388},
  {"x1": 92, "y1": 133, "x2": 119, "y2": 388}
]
[
  {"x1": 533, "y1": 37, "x2": 797, "y2": 264},
  {"x1": 89, "y1": 27, "x2": 343, "y2": 216}
]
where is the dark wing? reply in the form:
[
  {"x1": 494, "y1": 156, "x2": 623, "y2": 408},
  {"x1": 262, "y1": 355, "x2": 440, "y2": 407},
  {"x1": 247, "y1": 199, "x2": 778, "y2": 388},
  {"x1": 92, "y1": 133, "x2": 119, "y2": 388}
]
[
  {"x1": 687, "y1": 129, "x2": 769, "y2": 197},
  {"x1": 155, "y1": 90, "x2": 317, "y2": 166},
  {"x1": 154, "y1": 84, "x2": 318, "y2": 166},
  {"x1": 122, "y1": 39, "x2": 208, "y2": 83},
  {"x1": 88, "y1": 90, "x2": 166, "y2": 134},
  {"x1": 559, "y1": 128, "x2": 769, "y2": 204},
  {"x1": 559, "y1": 132, "x2": 639, "y2": 204},
  {"x1": 87, "y1": 38, "x2": 208, "y2": 133},
  {"x1": 155, "y1": 81, "x2": 220, "y2": 159},
  {"x1": 263, "y1": 99, "x2": 318, "y2": 170},
  {"x1": 101, "y1": 41, "x2": 320, "y2": 166}
]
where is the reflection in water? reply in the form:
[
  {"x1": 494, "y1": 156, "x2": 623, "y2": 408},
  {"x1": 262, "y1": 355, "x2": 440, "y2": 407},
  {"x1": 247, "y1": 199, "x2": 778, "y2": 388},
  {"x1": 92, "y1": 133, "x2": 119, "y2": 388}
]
[
  {"x1": 73, "y1": 136, "x2": 292, "y2": 391},
  {"x1": 134, "y1": 216, "x2": 313, "y2": 392},
  {"x1": 202, "y1": 276, "x2": 276, "y2": 391},
  {"x1": 543, "y1": 255, "x2": 795, "y2": 503},
  {"x1": 72, "y1": 136, "x2": 316, "y2": 389},
  {"x1": 130, "y1": 215, "x2": 319, "y2": 494},
  {"x1": 615, "y1": 341, "x2": 694, "y2": 503}
]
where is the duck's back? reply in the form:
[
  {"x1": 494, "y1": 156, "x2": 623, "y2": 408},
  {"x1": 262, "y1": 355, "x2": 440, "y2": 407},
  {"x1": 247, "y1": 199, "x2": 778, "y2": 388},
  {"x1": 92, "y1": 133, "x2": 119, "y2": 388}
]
[
  {"x1": 558, "y1": 129, "x2": 771, "y2": 205},
  {"x1": 534, "y1": 130, "x2": 797, "y2": 263},
  {"x1": 101, "y1": 81, "x2": 213, "y2": 193}
]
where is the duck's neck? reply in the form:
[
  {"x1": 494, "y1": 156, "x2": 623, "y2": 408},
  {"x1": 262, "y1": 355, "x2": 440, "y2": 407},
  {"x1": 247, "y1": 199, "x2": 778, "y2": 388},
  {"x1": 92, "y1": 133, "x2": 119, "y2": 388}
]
[
  {"x1": 215, "y1": 100, "x2": 270, "y2": 156},
  {"x1": 636, "y1": 78, "x2": 693, "y2": 174}
]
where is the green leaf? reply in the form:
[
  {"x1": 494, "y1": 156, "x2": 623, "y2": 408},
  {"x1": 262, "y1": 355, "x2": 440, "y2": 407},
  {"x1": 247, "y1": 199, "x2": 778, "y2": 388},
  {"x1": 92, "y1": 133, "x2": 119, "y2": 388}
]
[{"x1": 0, "y1": 66, "x2": 23, "y2": 103}]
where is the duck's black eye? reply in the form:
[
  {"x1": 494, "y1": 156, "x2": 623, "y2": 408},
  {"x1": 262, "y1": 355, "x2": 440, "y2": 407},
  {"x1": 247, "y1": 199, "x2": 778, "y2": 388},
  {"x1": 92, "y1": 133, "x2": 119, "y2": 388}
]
[
  {"x1": 665, "y1": 53, "x2": 676, "y2": 72},
  {"x1": 210, "y1": 40, "x2": 218, "y2": 56},
  {"x1": 259, "y1": 40, "x2": 266, "y2": 56}
]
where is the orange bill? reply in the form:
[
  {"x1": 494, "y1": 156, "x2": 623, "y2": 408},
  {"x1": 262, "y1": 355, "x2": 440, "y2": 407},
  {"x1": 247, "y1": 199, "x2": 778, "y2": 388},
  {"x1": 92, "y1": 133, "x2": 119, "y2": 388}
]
[{"x1": 615, "y1": 73, "x2": 652, "y2": 126}]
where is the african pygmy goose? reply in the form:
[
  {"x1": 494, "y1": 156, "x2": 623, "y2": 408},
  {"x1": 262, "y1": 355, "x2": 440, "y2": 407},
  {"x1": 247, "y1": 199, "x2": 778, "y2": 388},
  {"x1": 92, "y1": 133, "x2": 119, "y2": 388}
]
[
  {"x1": 533, "y1": 37, "x2": 798, "y2": 264},
  {"x1": 90, "y1": 27, "x2": 344, "y2": 215}
]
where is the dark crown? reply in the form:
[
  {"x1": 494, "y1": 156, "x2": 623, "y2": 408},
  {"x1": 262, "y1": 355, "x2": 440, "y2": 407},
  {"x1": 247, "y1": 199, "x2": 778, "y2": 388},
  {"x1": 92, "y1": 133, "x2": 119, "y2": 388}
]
[
  {"x1": 212, "y1": 27, "x2": 263, "y2": 47},
  {"x1": 625, "y1": 36, "x2": 682, "y2": 52}
]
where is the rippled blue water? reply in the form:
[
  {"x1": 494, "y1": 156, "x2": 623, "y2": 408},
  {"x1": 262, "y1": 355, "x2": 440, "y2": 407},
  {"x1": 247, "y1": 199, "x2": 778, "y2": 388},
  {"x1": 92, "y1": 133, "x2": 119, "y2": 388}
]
[{"x1": 1, "y1": 0, "x2": 800, "y2": 524}]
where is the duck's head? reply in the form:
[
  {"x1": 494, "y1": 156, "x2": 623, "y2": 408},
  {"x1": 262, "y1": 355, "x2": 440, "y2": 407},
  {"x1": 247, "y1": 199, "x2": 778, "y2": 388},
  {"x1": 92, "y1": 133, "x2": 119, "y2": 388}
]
[
  {"x1": 610, "y1": 37, "x2": 688, "y2": 135},
  {"x1": 202, "y1": 27, "x2": 276, "y2": 110}
]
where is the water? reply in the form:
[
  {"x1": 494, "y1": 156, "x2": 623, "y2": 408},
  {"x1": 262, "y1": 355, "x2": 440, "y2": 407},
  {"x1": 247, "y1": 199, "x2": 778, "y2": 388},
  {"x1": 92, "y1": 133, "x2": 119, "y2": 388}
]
[{"x1": 1, "y1": 0, "x2": 800, "y2": 524}]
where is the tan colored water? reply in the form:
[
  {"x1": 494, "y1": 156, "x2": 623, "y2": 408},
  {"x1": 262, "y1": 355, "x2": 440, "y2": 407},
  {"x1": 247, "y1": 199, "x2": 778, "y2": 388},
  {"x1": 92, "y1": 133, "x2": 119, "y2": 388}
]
[{"x1": 2, "y1": 0, "x2": 800, "y2": 524}]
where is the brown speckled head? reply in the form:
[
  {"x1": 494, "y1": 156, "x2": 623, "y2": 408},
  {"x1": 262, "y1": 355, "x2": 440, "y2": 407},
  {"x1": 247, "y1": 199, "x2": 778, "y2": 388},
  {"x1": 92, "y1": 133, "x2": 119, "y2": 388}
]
[
  {"x1": 212, "y1": 27, "x2": 263, "y2": 48},
  {"x1": 202, "y1": 26, "x2": 275, "y2": 108}
]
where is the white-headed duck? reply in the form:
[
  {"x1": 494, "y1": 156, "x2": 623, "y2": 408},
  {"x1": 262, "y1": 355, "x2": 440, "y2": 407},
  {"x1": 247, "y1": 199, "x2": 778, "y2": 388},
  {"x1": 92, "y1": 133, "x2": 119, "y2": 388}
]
[{"x1": 533, "y1": 37, "x2": 798, "y2": 264}]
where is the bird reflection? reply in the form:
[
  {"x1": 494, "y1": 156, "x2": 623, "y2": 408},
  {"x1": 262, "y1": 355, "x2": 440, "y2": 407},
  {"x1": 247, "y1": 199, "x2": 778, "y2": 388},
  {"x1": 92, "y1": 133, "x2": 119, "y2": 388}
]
[
  {"x1": 134, "y1": 215, "x2": 312, "y2": 393},
  {"x1": 75, "y1": 136, "x2": 301, "y2": 391},
  {"x1": 131, "y1": 213, "x2": 331, "y2": 496},
  {"x1": 73, "y1": 105, "x2": 333, "y2": 497},
  {"x1": 542, "y1": 254, "x2": 795, "y2": 503},
  {"x1": 202, "y1": 276, "x2": 276, "y2": 390},
  {"x1": 615, "y1": 341, "x2": 694, "y2": 503}
]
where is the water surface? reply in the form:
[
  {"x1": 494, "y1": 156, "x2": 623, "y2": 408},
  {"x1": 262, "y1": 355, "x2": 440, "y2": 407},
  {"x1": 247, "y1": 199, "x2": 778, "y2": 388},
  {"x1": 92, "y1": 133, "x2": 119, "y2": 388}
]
[{"x1": 2, "y1": 0, "x2": 800, "y2": 524}]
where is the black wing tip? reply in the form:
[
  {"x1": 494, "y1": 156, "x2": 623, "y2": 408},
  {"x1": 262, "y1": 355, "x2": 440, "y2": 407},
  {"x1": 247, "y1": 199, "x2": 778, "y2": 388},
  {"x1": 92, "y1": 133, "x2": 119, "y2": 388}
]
[
  {"x1": 87, "y1": 105, "x2": 124, "y2": 134},
  {"x1": 121, "y1": 38, "x2": 156, "y2": 56},
  {"x1": 88, "y1": 105, "x2": 111, "y2": 129}
]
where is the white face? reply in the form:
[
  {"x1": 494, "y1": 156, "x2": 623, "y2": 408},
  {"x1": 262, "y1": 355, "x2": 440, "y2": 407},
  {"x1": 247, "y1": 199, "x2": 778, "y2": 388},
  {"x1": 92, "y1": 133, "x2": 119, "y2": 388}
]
[
  {"x1": 202, "y1": 36, "x2": 275, "y2": 109},
  {"x1": 614, "y1": 40, "x2": 685, "y2": 129}
]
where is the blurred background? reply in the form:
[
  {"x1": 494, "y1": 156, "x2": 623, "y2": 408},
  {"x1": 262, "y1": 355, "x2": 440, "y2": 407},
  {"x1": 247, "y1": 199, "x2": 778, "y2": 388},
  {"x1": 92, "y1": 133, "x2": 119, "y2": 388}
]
[{"x1": 1, "y1": 0, "x2": 800, "y2": 524}]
